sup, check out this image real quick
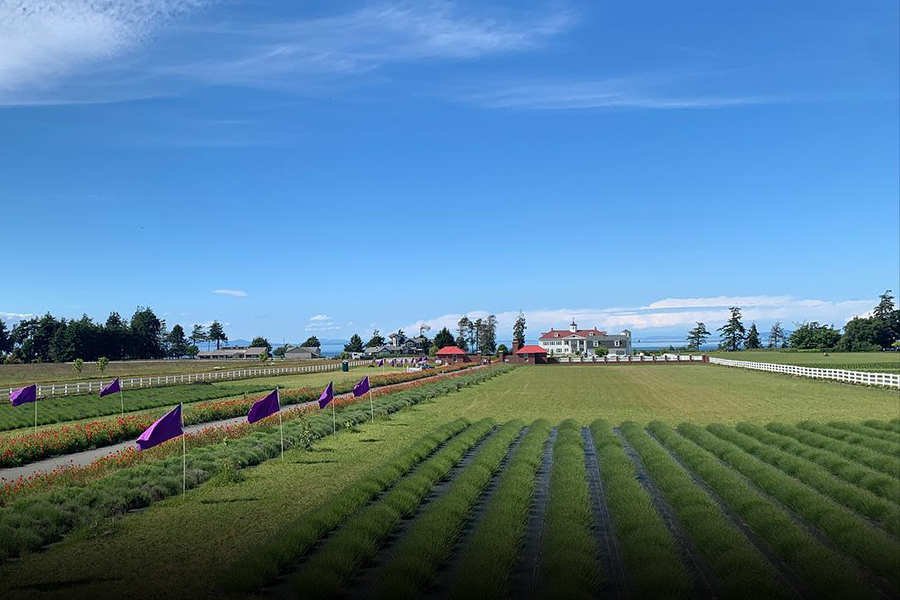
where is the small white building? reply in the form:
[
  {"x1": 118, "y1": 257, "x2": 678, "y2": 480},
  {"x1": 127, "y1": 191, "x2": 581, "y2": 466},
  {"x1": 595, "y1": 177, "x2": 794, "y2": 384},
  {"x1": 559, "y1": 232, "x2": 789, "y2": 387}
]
[{"x1": 538, "y1": 320, "x2": 632, "y2": 357}]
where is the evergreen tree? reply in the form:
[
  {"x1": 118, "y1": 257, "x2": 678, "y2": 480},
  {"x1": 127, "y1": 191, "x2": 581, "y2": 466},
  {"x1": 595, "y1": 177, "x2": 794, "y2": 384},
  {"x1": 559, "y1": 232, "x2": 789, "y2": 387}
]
[
  {"x1": 873, "y1": 290, "x2": 895, "y2": 320},
  {"x1": 344, "y1": 334, "x2": 364, "y2": 353},
  {"x1": 366, "y1": 329, "x2": 385, "y2": 348},
  {"x1": 457, "y1": 317, "x2": 473, "y2": 351},
  {"x1": 190, "y1": 324, "x2": 208, "y2": 350},
  {"x1": 767, "y1": 322, "x2": 785, "y2": 348},
  {"x1": 685, "y1": 322, "x2": 711, "y2": 351},
  {"x1": 129, "y1": 307, "x2": 166, "y2": 358},
  {"x1": 167, "y1": 325, "x2": 189, "y2": 358},
  {"x1": 207, "y1": 320, "x2": 227, "y2": 350},
  {"x1": 745, "y1": 323, "x2": 762, "y2": 349},
  {"x1": 455, "y1": 335, "x2": 469, "y2": 351},
  {"x1": 433, "y1": 327, "x2": 455, "y2": 349},
  {"x1": 717, "y1": 307, "x2": 746, "y2": 352},
  {"x1": 0, "y1": 319, "x2": 12, "y2": 354},
  {"x1": 250, "y1": 336, "x2": 272, "y2": 354},
  {"x1": 302, "y1": 336, "x2": 321, "y2": 348},
  {"x1": 513, "y1": 311, "x2": 527, "y2": 348}
]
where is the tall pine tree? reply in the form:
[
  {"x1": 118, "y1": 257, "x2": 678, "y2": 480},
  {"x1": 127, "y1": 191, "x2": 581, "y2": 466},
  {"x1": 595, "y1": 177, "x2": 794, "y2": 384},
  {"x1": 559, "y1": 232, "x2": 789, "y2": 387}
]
[
  {"x1": 717, "y1": 307, "x2": 746, "y2": 351},
  {"x1": 745, "y1": 323, "x2": 762, "y2": 349}
]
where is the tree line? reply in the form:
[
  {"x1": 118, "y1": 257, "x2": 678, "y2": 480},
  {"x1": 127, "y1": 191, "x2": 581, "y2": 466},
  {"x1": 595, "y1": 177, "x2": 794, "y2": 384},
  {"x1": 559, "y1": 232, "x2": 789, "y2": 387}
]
[
  {"x1": 0, "y1": 308, "x2": 235, "y2": 363},
  {"x1": 685, "y1": 290, "x2": 900, "y2": 352}
]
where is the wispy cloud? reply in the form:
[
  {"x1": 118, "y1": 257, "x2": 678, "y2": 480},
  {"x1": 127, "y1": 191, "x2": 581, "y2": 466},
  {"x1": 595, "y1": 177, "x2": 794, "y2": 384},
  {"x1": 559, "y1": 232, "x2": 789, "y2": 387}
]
[
  {"x1": 402, "y1": 295, "x2": 877, "y2": 339},
  {"x1": 305, "y1": 314, "x2": 342, "y2": 331},
  {"x1": 309, "y1": 314, "x2": 331, "y2": 322},
  {"x1": 0, "y1": 311, "x2": 34, "y2": 322},
  {"x1": 458, "y1": 72, "x2": 785, "y2": 111},
  {"x1": 212, "y1": 289, "x2": 248, "y2": 297},
  {"x1": 0, "y1": 0, "x2": 207, "y2": 105},
  {"x1": 159, "y1": 2, "x2": 575, "y2": 88}
]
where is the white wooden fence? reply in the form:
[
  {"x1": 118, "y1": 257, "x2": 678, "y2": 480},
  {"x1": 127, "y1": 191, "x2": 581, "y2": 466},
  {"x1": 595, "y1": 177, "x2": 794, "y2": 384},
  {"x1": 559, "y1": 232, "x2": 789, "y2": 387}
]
[
  {"x1": 556, "y1": 354, "x2": 707, "y2": 363},
  {"x1": 708, "y1": 357, "x2": 900, "y2": 389},
  {"x1": 5, "y1": 360, "x2": 372, "y2": 400}
]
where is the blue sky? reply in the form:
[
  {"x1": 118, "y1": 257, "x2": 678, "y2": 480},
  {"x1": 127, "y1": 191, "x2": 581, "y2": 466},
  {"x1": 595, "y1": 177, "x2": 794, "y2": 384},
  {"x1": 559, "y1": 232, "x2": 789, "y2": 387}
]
[{"x1": 2, "y1": 0, "x2": 898, "y2": 343}]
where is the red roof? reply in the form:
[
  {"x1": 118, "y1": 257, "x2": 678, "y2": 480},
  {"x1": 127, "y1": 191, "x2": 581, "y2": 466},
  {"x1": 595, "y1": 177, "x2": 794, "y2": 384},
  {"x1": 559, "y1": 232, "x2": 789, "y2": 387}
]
[
  {"x1": 436, "y1": 346, "x2": 466, "y2": 355},
  {"x1": 539, "y1": 328, "x2": 607, "y2": 341},
  {"x1": 516, "y1": 345, "x2": 547, "y2": 355}
]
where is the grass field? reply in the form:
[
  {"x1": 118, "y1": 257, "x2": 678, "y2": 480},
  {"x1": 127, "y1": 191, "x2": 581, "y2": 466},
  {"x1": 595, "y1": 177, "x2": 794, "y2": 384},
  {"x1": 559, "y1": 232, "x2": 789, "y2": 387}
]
[
  {"x1": 0, "y1": 357, "x2": 349, "y2": 388},
  {"x1": 705, "y1": 350, "x2": 900, "y2": 373},
  {"x1": 0, "y1": 365, "x2": 897, "y2": 599}
]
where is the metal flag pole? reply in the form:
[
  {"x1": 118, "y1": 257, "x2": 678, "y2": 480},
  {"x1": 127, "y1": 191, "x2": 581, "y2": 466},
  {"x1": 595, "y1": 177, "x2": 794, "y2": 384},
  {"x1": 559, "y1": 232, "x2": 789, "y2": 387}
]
[
  {"x1": 34, "y1": 392, "x2": 38, "y2": 434},
  {"x1": 370, "y1": 391, "x2": 374, "y2": 423},
  {"x1": 332, "y1": 402, "x2": 336, "y2": 434},
  {"x1": 119, "y1": 385, "x2": 124, "y2": 416},
  {"x1": 181, "y1": 403, "x2": 186, "y2": 501},
  {"x1": 277, "y1": 388, "x2": 284, "y2": 461}
]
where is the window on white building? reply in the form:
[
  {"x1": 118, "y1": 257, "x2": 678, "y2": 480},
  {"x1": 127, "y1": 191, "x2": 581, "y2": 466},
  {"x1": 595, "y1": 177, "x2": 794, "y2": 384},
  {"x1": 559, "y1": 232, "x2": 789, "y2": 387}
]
[{"x1": 615, "y1": 340, "x2": 621, "y2": 347}]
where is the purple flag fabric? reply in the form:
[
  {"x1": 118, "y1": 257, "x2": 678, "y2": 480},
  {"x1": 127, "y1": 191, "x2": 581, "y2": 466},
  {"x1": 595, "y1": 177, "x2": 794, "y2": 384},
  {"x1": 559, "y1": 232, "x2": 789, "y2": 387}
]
[
  {"x1": 318, "y1": 381, "x2": 334, "y2": 408},
  {"x1": 10, "y1": 384, "x2": 37, "y2": 407},
  {"x1": 377, "y1": 359, "x2": 384, "y2": 367},
  {"x1": 248, "y1": 389, "x2": 280, "y2": 424},
  {"x1": 99, "y1": 378, "x2": 121, "y2": 398},
  {"x1": 353, "y1": 376, "x2": 370, "y2": 397},
  {"x1": 136, "y1": 404, "x2": 184, "y2": 451}
]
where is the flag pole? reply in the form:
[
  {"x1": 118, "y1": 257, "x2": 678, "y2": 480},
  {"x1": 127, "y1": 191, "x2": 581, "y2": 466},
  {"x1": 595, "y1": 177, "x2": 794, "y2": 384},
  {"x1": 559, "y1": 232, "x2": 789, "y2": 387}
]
[
  {"x1": 332, "y1": 402, "x2": 336, "y2": 434},
  {"x1": 119, "y1": 385, "x2": 124, "y2": 416},
  {"x1": 369, "y1": 391, "x2": 374, "y2": 422},
  {"x1": 34, "y1": 392, "x2": 38, "y2": 434},
  {"x1": 181, "y1": 403, "x2": 186, "y2": 502},
  {"x1": 278, "y1": 388, "x2": 284, "y2": 461}
]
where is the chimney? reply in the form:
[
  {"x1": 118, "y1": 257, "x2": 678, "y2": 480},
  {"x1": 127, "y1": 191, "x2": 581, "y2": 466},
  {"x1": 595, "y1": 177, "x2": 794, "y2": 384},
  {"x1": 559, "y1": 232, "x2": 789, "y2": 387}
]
[{"x1": 512, "y1": 339, "x2": 522, "y2": 353}]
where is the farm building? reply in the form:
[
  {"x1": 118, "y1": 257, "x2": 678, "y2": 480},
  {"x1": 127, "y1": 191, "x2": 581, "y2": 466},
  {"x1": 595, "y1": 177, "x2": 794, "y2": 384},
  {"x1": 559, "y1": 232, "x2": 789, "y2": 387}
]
[
  {"x1": 283, "y1": 346, "x2": 322, "y2": 360},
  {"x1": 515, "y1": 345, "x2": 548, "y2": 364},
  {"x1": 436, "y1": 346, "x2": 470, "y2": 363},
  {"x1": 538, "y1": 320, "x2": 632, "y2": 357},
  {"x1": 197, "y1": 346, "x2": 267, "y2": 360}
]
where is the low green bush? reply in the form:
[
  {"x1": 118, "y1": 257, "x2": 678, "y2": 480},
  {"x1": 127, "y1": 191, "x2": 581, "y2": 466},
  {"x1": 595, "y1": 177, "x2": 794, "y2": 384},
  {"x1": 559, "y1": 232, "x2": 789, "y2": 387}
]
[
  {"x1": 293, "y1": 419, "x2": 497, "y2": 599},
  {"x1": 377, "y1": 420, "x2": 524, "y2": 599},
  {"x1": 536, "y1": 420, "x2": 602, "y2": 599},
  {"x1": 765, "y1": 423, "x2": 900, "y2": 478},
  {"x1": 680, "y1": 423, "x2": 900, "y2": 589},
  {"x1": 591, "y1": 420, "x2": 690, "y2": 599},
  {"x1": 798, "y1": 422, "x2": 900, "y2": 458},
  {"x1": 650, "y1": 421, "x2": 879, "y2": 600},
  {"x1": 450, "y1": 419, "x2": 552, "y2": 600}
]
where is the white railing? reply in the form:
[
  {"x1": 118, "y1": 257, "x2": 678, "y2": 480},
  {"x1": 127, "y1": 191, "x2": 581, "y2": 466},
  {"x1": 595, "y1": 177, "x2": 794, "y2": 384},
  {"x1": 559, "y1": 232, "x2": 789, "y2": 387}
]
[
  {"x1": 708, "y1": 357, "x2": 900, "y2": 389},
  {"x1": 556, "y1": 354, "x2": 707, "y2": 363},
  {"x1": 5, "y1": 360, "x2": 372, "y2": 400}
]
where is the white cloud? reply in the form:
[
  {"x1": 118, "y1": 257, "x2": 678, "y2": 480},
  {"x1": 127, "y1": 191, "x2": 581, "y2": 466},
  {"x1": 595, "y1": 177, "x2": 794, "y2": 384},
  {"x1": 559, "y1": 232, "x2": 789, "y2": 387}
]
[
  {"x1": 0, "y1": 311, "x2": 34, "y2": 322},
  {"x1": 212, "y1": 289, "x2": 247, "y2": 297},
  {"x1": 309, "y1": 314, "x2": 331, "y2": 322},
  {"x1": 401, "y1": 295, "x2": 879, "y2": 339},
  {"x1": 160, "y1": 3, "x2": 574, "y2": 88},
  {"x1": 0, "y1": 0, "x2": 206, "y2": 104},
  {"x1": 458, "y1": 72, "x2": 784, "y2": 111}
]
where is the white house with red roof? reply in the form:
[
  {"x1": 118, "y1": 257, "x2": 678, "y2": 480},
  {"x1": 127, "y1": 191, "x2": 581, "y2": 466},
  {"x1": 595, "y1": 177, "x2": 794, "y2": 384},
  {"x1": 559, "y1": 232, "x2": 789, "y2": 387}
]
[{"x1": 538, "y1": 320, "x2": 632, "y2": 357}]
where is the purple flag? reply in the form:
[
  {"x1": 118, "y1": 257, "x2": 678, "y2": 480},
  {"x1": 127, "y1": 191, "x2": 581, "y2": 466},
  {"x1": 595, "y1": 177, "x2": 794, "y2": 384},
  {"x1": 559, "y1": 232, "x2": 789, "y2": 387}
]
[
  {"x1": 390, "y1": 359, "x2": 396, "y2": 366},
  {"x1": 318, "y1": 381, "x2": 334, "y2": 408},
  {"x1": 248, "y1": 389, "x2": 280, "y2": 424},
  {"x1": 353, "y1": 376, "x2": 370, "y2": 397},
  {"x1": 10, "y1": 384, "x2": 37, "y2": 407},
  {"x1": 99, "y1": 377, "x2": 121, "y2": 398},
  {"x1": 377, "y1": 359, "x2": 384, "y2": 367},
  {"x1": 136, "y1": 404, "x2": 184, "y2": 451}
]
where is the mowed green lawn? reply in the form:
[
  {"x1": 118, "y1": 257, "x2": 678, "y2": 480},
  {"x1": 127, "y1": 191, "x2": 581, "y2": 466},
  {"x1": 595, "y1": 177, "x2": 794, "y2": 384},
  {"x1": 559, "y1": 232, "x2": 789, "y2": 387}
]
[
  {"x1": 1, "y1": 364, "x2": 897, "y2": 599},
  {"x1": 705, "y1": 350, "x2": 900, "y2": 373}
]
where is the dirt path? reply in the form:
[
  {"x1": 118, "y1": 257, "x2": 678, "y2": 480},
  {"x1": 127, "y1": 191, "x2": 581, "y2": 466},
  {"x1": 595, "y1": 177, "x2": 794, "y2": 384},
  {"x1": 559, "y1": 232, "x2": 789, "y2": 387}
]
[
  {"x1": 582, "y1": 427, "x2": 628, "y2": 600},
  {"x1": 512, "y1": 427, "x2": 557, "y2": 600},
  {"x1": 424, "y1": 426, "x2": 529, "y2": 599},
  {"x1": 646, "y1": 429, "x2": 813, "y2": 600},
  {"x1": 339, "y1": 426, "x2": 498, "y2": 600},
  {"x1": 615, "y1": 429, "x2": 721, "y2": 600},
  {"x1": 0, "y1": 367, "x2": 484, "y2": 483}
]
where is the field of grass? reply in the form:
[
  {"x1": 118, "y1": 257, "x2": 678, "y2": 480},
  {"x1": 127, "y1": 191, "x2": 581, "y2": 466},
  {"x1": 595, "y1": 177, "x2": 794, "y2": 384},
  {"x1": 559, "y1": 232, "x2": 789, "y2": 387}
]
[
  {"x1": 705, "y1": 350, "x2": 900, "y2": 372},
  {"x1": 0, "y1": 357, "x2": 352, "y2": 388},
  {"x1": 0, "y1": 365, "x2": 898, "y2": 599}
]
